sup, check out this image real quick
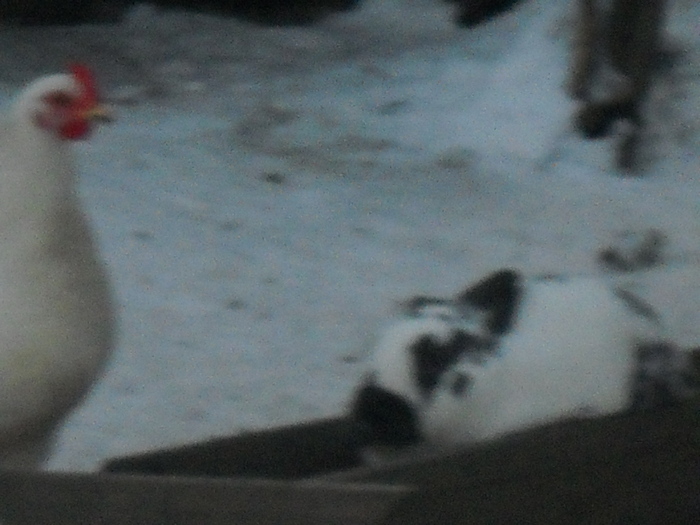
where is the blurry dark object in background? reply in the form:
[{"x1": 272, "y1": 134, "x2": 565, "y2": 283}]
[
  {"x1": 148, "y1": 0, "x2": 362, "y2": 26},
  {"x1": 0, "y1": 0, "x2": 525, "y2": 28},
  {"x1": 568, "y1": 0, "x2": 668, "y2": 173},
  {"x1": 0, "y1": 0, "x2": 127, "y2": 24},
  {"x1": 446, "y1": 0, "x2": 525, "y2": 27},
  {"x1": 0, "y1": 0, "x2": 361, "y2": 26}
]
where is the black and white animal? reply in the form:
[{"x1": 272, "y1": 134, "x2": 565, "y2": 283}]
[{"x1": 349, "y1": 269, "x2": 698, "y2": 456}]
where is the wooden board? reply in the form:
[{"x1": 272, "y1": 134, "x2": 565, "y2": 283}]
[
  {"x1": 107, "y1": 400, "x2": 700, "y2": 524},
  {"x1": 361, "y1": 401, "x2": 700, "y2": 524},
  {"x1": 104, "y1": 416, "x2": 363, "y2": 479},
  {"x1": 4, "y1": 401, "x2": 698, "y2": 524},
  {"x1": 0, "y1": 470, "x2": 410, "y2": 525}
]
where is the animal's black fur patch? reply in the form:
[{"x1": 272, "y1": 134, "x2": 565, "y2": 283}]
[
  {"x1": 349, "y1": 382, "x2": 420, "y2": 448},
  {"x1": 450, "y1": 372, "x2": 471, "y2": 396},
  {"x1": 457, "y1": 269, "x2": 522, "y2": 335},
  {"x1": 410, "y1": 330, "x2": 487, "y2": 398},
  {"x1": 399, "y1": 269, "x2": 521, "y2": 400}
]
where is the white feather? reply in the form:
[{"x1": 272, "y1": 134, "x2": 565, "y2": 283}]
[{"x1": 0, "y1": 72, "x2": 114, "y2": 468}]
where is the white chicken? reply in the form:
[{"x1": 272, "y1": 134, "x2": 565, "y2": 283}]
[{"x1": 0, "y1": 65, "x2": 115, "y2": 468}]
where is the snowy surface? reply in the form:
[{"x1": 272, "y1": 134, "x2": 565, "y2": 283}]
[{"x1": 0, "y1": 0, "x2": 699, "y2": 471}]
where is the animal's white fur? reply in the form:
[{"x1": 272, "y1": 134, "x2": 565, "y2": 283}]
[
  {"x1": 371, "y1": 276, "x2": 661, "y2": 449},
  {"x1": 0, "y1": 73, "x2": 114, "y2": 468}
]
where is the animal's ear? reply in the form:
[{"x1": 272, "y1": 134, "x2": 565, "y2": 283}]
[{"x1": 457, "y1": 269, "x2": 521, "y2": 334}]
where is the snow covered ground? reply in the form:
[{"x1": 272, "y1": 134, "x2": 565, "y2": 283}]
[{"x1": 0, "y1": 0, "x2": 699, "y2": 471}]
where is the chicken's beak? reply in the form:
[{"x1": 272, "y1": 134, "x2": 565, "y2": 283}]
[{"x1": 83, "y1": 104, "x2": 114, "y2": 123}]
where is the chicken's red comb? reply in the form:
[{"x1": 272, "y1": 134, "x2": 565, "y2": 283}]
[{"x1": 68, "y1": 63, "x2": 98, "y2": 105}]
